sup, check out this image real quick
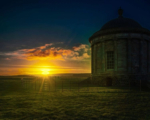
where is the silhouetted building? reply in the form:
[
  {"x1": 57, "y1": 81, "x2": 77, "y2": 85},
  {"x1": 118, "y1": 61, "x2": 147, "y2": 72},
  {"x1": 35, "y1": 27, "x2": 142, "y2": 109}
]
[{"x1": 89, "y1": 8, "x2": 150, "y2": 86}]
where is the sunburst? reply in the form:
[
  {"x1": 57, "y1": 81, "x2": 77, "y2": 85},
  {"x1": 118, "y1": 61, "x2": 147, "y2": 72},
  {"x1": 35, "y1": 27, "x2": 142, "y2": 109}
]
[{"x1": 41, "y1": 68, "x2": 50, "y2": 75}]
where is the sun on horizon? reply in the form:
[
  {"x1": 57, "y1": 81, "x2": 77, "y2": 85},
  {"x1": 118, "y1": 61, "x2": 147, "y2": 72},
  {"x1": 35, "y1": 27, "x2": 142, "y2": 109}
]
[{"x1": 41, "y1": 68, "x2": 51, "y2": 75}]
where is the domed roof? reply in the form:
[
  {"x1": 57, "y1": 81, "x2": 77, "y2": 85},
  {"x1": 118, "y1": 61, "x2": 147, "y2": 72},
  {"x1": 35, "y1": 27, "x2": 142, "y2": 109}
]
[
  {"x1": 89, "y1": 8, "x2": 150, "y2": 41},
  {"x1": 101, "y1": 17, "x2": 142, "y2": 30},
  {"x1": 101, "y1": 8, "x2": 142, "y2": 30}
]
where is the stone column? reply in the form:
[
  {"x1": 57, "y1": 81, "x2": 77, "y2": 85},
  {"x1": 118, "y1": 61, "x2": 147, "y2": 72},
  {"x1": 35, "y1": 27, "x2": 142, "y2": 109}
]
[
  {"x1": 93, "y1": 45, "x2": 95, "y2": 75},
  {"x1": 91, "y1": 45, "x2": 93, "y2": 75},
  {"x1": 148, "y1": 41, "x2": 150, "y2": 80},
  {"x1": 147, "y1": 40, "x2": 149, "y2": 73},
  {"x1": 114, "y1": 39, "x2": 117, "y2": 72},
  {"x1": 102, "y1": 41, "x2": 105, "y2": 72},
  {"x1": 127, "y1": 35, "x2": 132, "y2": 73},
  {"x1": 148, "y1": 41, "x2": 150, "y2": 73}
]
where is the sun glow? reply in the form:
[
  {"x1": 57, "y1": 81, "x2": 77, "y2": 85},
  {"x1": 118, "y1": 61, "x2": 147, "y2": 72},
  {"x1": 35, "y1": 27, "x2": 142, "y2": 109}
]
[{"x1": 41, "y1": 68, "x2": 51, "y2": 75}]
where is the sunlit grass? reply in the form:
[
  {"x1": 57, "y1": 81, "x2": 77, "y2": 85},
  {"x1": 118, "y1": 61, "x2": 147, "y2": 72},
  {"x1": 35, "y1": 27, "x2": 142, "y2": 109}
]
[
  {"x1": 0, "y1": 76, "x2": 150, "y2": 119},
  {"x1": 0, "y1": 91, "x2": 150, "y2": 119}
]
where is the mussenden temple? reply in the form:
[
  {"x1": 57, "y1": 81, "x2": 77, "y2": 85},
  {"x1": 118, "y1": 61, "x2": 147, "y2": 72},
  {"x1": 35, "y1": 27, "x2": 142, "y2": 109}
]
[{"x1": 89, "y1": 8, "x2": 150, "y2": 87}]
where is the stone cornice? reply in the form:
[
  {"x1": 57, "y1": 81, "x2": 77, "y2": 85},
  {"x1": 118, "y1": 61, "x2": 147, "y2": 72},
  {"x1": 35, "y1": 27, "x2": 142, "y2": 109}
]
[
  {"x1": 90, "y1": 33, "x2": 150, "y2": 46},
  {"x1": 89, "y1": 27, "x2": 150, "y2": 42}
]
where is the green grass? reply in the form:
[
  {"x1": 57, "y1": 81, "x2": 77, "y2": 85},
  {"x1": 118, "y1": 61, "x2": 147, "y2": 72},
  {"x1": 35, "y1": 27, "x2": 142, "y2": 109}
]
[{"x1": 0, "y1": 76, "x2": 150, "y2": 120}]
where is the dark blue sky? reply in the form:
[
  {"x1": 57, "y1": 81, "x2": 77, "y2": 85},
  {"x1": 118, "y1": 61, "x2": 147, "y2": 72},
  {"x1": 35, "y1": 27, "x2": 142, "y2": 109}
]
[
  {"x1": 1, "y1": 0, "x2": 150, "y2": 52},
  {"x1": 0, "y1": 0, "x2": 150, "y2": 75}
]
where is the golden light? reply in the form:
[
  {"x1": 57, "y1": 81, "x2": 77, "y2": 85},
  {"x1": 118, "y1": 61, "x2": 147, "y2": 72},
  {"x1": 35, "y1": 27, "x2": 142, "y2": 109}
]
[{"x1": 41, "y1": 68, "x2": 51, "y2": 75}]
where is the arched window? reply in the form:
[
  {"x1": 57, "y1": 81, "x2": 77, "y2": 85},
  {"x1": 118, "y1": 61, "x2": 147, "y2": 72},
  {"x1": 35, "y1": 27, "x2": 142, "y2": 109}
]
[{"x1": 107, "y1": 51, "x2": 114, "y2": 69}]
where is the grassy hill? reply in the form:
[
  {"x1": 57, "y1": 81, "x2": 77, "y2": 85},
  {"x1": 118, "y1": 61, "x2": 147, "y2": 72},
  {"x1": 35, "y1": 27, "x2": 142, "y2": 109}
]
[{"x1": 0, "y1": 76, "x2": 150, "y2": 119}]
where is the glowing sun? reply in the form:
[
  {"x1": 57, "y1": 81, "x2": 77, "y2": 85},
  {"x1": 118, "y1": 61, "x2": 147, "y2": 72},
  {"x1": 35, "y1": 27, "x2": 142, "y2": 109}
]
[{"x1": 41, "y1": 69, "x2": 50, "y2": 75}]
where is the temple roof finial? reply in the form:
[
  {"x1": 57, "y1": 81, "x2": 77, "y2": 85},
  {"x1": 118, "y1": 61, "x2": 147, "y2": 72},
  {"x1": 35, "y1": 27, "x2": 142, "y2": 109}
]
[{"x1": 118, "y1": 7, "x2": 123, "y2": 17}]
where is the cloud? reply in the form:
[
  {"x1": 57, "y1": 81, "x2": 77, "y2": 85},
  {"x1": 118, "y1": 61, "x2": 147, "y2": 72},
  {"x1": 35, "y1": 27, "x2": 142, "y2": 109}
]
[
  {"x1": 38, "y1": 43, "x2": 53, "y2": 49},
  {"x1": 0, "y1": 43, "x2": 91, "y2": 61},
  {"x1": 73, "y1": 44, "x2": 89, "y2": 52},
  {"x1": 83, "y1": 53, "x2": 90, "y2": 58},
  {"x1": 5, "y1": 58, "x2": 11, "y2": 60}
]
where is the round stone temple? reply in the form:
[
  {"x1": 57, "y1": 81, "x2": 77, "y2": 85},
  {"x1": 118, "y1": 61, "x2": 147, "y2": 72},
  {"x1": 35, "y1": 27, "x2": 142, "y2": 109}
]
[{"x1": 89, "y1": 8, "x2": 150, "y2": 87}]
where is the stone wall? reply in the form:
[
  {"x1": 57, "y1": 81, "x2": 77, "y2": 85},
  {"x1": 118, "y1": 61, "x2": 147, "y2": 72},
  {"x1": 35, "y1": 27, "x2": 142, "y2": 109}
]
[
  {"x1": 130, "y1": 39, "x2": 140, "y2": 73},
  {"x1": 96, "y1": 43, "x2": 102, "y2": 73},
  {"x1": 91, "y1": 74, "x2": 148, "y2": 87},
  {"x1": 117, "y1": 39, "x2": 127, "y2": 72},
  {"x1": 141, "y1": 40, "x2": 148, "y2": 74},
  {"x1": 92, "y1": 75, "x2": 129, "y2": 86},
  {"x1": 91, "y1": 33, "x2": 150, "y2": 87}
]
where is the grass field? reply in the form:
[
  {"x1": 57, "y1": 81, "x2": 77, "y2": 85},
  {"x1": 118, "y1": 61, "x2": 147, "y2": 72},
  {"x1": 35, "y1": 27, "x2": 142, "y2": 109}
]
[{"x1": 0, "y1": 76, "x2": 150, "y2": 120}]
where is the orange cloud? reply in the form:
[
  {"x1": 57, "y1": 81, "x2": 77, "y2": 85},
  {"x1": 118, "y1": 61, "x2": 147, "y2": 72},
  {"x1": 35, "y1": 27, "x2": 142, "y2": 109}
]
[
  {"x1": 1, "y1": 43, "x2": 91, "y2": 61},
  {"x1": 83, "y1": 53, "x2": 90, "y2": 58},
  {"x1": 38, "y1": 43, "x2": 53, "y2": 49},
  {"x1": 73, "y1": 44, "x2": 89, "y2": 51},
  {"x1": 5, "y1": 58, "x2": 10, "y2": 60}
]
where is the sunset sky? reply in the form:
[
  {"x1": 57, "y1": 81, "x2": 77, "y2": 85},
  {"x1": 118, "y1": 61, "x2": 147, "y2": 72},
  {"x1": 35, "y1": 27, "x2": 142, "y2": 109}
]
[{"x1": 0, "y1": 0, "x2": 150, "y2": 75}]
